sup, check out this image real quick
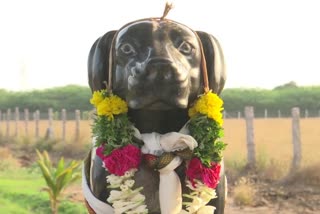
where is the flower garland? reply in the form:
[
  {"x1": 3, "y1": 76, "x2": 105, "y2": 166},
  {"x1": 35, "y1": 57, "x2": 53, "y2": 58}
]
[{"x1": 90, "y1": 89, "x2": 226, "y2": 214}]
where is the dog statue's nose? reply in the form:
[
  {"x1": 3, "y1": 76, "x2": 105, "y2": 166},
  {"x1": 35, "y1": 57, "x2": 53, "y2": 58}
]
[{"x1": 145, "y1": 58, "x2": 176, "y2": 81}]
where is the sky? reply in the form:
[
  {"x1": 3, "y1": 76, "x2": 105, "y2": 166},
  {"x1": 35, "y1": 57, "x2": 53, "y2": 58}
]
[{"x1": 0, "y1": 0, "x2": 319, "y2": 91}]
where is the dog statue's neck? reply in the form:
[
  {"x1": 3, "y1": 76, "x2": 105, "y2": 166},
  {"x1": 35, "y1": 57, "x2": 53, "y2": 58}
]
[{"x1": 128, "y1": 109, "x2": 189, "y2": 134}]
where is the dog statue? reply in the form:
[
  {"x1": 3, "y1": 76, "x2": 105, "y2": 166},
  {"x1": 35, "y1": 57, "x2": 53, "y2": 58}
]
[{"x1": 83, "y1": 15, "x2": 226, "y2": 214}]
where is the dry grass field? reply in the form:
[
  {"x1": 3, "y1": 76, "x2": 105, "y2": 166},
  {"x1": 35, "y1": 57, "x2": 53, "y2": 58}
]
[
  {"x1": 0, "y1": 120, "x2": 93, "y2": 145},
  {"x1": 223, "y1": 118, "x2": 320, "y2": 168},
  {"x1": 0, "y1": 118, "x2": 319, "y2": 166}
]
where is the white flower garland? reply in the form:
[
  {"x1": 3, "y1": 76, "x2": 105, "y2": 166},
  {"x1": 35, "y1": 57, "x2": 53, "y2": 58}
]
[{"x1": 106, "y1": 169, "x2": 148, "y2": 214}]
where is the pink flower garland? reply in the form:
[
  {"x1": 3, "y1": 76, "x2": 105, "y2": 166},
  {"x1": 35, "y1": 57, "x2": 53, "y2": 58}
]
[
  {"x1": 186, "y1": 157, "x2": 221, "y2": 189},
  {"x1": 96, "y1": 144, "x2": 142, "y2": 176}
]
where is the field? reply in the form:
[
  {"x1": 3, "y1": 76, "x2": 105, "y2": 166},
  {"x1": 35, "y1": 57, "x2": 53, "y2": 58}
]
[
  {"x1": 223, "y1": 118, "x2": 320, "y2": 167},
  {"x1": 1, "y1": 118, "x2": 319, "y2": 165},
  {"x1": 0, "y1": 118, "x2": 320, "y2": 213}
]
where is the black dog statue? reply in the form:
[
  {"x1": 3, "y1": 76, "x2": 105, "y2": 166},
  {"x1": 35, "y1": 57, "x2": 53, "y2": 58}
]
[{"x1": 83, "y1": 15, "x2": 226, "y2": 214}]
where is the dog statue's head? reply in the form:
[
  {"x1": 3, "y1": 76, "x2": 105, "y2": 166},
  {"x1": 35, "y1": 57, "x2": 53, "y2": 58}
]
[{"x1": 88, "y1": 18, "x2": 226, "y2": 111}]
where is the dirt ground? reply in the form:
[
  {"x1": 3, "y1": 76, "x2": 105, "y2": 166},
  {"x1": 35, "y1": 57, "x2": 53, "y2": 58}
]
[
  {"x1": 64, "y1": 178, "x2": 320, "y2": 214},
  {"x1": 225, "y1": 186, "x2": 320, "y2": 214}
]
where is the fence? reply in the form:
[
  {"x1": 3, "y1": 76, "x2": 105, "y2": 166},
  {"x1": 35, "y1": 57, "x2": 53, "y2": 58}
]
[
  {"x1": 0, "y1": 108, "x2": 92, "y2": 142},
  {"x1": 244, "y1": 106, "x2": 303, "y2": 173},
  {"x1": 224, "y1": 108, "x2": 320, "y2": 119},
  {"x1": 0, "y1": 106, "x2": 314, "y2": 173}
]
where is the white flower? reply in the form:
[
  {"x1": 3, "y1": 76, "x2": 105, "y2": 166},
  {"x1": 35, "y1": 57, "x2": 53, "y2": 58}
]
[
  {"x1": 113, "y1": 200, "x2": 136, "y2": 209},
  {"x1": 107, "y1": 174, "x2": 124, "y2": 187},
  {"x1": 114, "y1": 200, "x2": 145, "y2": 214},
  {"x1": 120, "y1": 184, "x2": 129, "y2": 191},
  {"x1": 125, "y1": 179, "x2": 135, "y2": 188},
  {"x1": 124, "y1": 169, "x2": 137, "y2": 178},
  {"x1": 183, "y1": 180, "x2": 217, "y2": 214},
  {"x1": 186, "y1": 197, "x2": 202, "y2": 213},
  {"x1": 107, "y1": 190, "x2": 122, "y2": 203},
  {"x1": 130, "y1": 193, "x2": 145, "y2": 202},
  {"x1": 197, "y1": 206, "x2": 216, "y2": 214}
]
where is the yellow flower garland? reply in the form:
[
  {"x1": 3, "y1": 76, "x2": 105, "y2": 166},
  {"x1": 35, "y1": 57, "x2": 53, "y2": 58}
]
[
  {"x1": 188, "y1": 91, "x2": 224, "y2": 126},
  {"x1": 90, "y1": 90, "x2": 128, "y2": 120}
]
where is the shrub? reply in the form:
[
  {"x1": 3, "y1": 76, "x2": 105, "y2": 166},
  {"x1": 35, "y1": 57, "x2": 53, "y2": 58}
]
[
  {"x1": 36, "y1": 150, "x2": 81, "y2": 214},
  {"x1": 233, "y1": 177, "x2": 256, "y2": 206}
]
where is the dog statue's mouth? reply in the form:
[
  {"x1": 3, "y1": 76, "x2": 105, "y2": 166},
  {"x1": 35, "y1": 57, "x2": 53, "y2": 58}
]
[
  {"x1": 142, "y1": 101, "x2": 175, "y2": 110},
  {"x1": 128, "y1": 98, "x2": 187, "y2": 110}
]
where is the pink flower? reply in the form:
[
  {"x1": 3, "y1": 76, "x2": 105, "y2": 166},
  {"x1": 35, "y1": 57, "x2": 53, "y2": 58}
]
[
  {"x1": 186, "y1": 157, "x2": 221, "y2": 189},
  {"x1": 96, "y1": 146, "x2": 105, "y2": 160},
  {"x1": 102, "y1": 144, "x2": 141, "y2": 176}
]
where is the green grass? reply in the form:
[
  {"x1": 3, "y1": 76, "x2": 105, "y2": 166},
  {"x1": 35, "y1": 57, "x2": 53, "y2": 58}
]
[{"x1": 0, "y1": 168, "x2": 86, "y2": 214}]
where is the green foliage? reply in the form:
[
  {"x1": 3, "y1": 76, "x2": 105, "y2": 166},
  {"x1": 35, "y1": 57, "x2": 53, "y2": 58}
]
[
  {"x1": 0, "y1": 85, "x2": 92, "y2": 116},
  {"x1": 92, "y1": 114, "x2": 135, "y2": 155},
  {"x1": 36, "y1": 150, "x2": 81, "y2": 214},
  {"x1": 221, "y1": 85, "x2": 320, "y2": 117},
  {"x1": 188, "y1": 115, "x2": 227, "y2": 166},
  {"x1": 1, "y1": 84, "x2": 320, "y2": 118}
]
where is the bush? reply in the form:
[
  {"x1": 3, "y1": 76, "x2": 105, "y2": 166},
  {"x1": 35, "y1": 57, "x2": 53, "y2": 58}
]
[{"x1": 233, "y1": 177, "x2": 256, "y2": 206}]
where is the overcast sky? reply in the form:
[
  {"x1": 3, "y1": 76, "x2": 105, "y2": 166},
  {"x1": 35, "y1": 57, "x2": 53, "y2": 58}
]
[{"x1": 0, "y1": 0, "x2": 319, "y2": 91}]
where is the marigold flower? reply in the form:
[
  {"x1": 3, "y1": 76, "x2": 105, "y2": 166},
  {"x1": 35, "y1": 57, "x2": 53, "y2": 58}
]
[
  {"x1": 188, "y1": 91, "x2": 224, "y2": 126},
  {"x1": 91, "y1": 90, "x2": 128, "y2": 119},
  {"x1": 90, "y1": 90, "x2": 104, "y2": 107}
]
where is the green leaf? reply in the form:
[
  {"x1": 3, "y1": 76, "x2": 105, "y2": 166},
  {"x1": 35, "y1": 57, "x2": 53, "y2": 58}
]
[{"x1": 55, "y1": 157, "x2": 65, "y2": 177}]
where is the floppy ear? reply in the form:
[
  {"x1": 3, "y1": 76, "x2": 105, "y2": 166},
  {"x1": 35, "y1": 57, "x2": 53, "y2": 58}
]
[
  {"x1": 88, "y1": 30, "x2": 117, "y2": 92},
  {"x1": 196, "y1": 31, "x2": 226, "y2": 95}
]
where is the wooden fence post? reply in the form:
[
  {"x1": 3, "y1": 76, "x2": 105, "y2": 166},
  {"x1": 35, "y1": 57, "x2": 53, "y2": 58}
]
[
  {"x1": 6, "y1": 109, "x2": 11, "y2": 138},
  {"x1": 24, "y1": 109, "x2": 29, "y2": 136},
  {"x1": 304, "y1": 109, "x2": 308, "y2": 118},
  {"x1": 35, "y1": 110, "x2": 40, "y2": 139},
  {"x1": 291, "y1": 107, "x2": 302, "y2": 173},
  {"x1": 278, "y1": 110, "x2": 281, "y2": 118},
  {"x1": 45, "y1": 108, "x2": 54, "y2": 139},
  {"x1": 75, "y1": 109, "x2": 80, "y2": 141},
  {"x1": 264, "y1": 109, "x2": 268, "y2": 118},
  {"x1": 61, "y1": 109, "x2": 66, "y2": 142},
  {"x1": 237, "y1": 111, "x2": 241, "y2": 119},
  {"x1": 14, "y1": 107, "x2": 19, "y2": 137},
  {"x1": 245, "y1": 106, "x2": 256, "y2": 168}
]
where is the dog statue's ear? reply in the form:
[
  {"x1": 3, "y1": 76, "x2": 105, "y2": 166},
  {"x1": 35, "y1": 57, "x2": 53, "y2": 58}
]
[
  {"x1": 196, "y1": 31, "x2": 226, "y2": 95},
  {"x1": 88, "y1": 30, "x2": 117, "y2": 92}
]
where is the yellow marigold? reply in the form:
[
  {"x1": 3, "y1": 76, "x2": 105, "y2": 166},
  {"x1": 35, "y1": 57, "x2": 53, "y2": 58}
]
[
  {"x1": 109, "y1": 95, "x2": 128, "y2": 115},
  {"x1": 90, "y1": 90, "x2": 104, "y2": 107},
  {"x1": 188, "y1": 91, "x2": 224, "y2": 126},
  {"x1": 97, "y1": 99, "x2": 113, "y2": 118},
  {"x1": 94, "y1": 92, "x2": 128, "y2": 120}
]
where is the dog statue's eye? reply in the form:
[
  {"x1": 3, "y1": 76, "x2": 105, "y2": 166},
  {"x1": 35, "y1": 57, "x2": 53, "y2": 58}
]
[
  {"x1": 120, "y1": 43, "x2": 136, "y2": 55},
  {"x1": 178, "y1": 41, "x2": 194, "y2": 55}
]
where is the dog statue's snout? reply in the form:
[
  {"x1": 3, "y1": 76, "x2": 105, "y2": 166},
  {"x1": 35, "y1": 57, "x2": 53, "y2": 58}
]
[{"x1": 145, "y1": 58, "x2": 176, "y2": 81}]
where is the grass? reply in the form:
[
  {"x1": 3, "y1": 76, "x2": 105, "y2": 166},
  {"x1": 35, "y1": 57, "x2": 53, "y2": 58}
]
[
  {"x1": 0, "y1": 170, "x2": 87, "y2": 214},
  {"x1": 232, "y1": 177, "x2": 256, "y2": 206},
  {"x1": 0, "y1": 148, "x2": 86, "y2": 214}
]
